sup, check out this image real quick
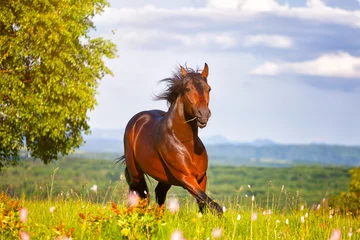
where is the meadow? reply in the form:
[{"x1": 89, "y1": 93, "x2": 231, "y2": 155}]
[{"x1": 1, "y1": 157, "x2": 358, "y2": 239}]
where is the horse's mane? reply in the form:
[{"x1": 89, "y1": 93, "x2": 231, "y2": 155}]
[{"x1": 154, "y1": 66, "x2": 202, "y2": 105}]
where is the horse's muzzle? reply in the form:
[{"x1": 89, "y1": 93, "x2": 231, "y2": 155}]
[{"x1": 196, "y1": 108, "x2": 211, "y2": 128}]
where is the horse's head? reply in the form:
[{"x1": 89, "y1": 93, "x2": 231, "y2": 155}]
[{"x1": 181, "y1": 63, "x2": 211, "y2": 128}]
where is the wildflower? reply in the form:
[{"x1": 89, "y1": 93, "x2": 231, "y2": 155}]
[
  {"x1": 251, "y1": 212, "x2": 258, "y2": 221},
  {"x1": 248, "y1": 184, "x2": 251, "y2": 188},
  {"x1": 316, "y1": 204, "x2": 321, "y2": 210},
  {"x1": 128, "y1": 191, "x2": 140, "y2": 207},
  {"x1": 300, "y1": 216, "x2": 305, "y2": 223},
  {"x1": 267, "y1": 209, "x2": 272, "y2": 215},
  {"x1": 167, "y1": 197, "x2": 180, "y2": 213},
  {"x1": 20, "y1": 231, "x2": 30, "y2": 240},
  {"x1": 262, "y1": 211, "x2": 267, "y2": 215},
  {"x1": 222, "y1": 206, "x2": 226, "y2": 212},
  {"x1": 348, "y1": 228, "x2": 353, "y2": 238},
  {"x1": 90, "y1": 184, "x2": 98, "y2": 192},
  {"x1": 212, "y1": 228, "x2": 222, "y2": 239},
  {"x1": 50, "y1": 206, "x2": 55, "y2": 213},
  {"x1": 251, "y1": 195, "x2": 255, "y2": 201},
  {"x1": 329, "y1": 215, "x2": 333, "y2": 219},
  {"x1": 237, "y1": 214, "x2": 241, "y2": 220},
  {"x1": 329, "y1": 229, "x2": 341, "y2": 240},
  {"x1": 19, "y1": 207, "x2": 28, "y2": 223},
  {"x1": 170, "y1": 230, "x2": 185, "y2": 240},
  {"x1": 245, "y1": 194, "x2": 248, "y2": 197},
  {"x1": 305, "y1": 212, "x2": 308, "y2": 218},
  {"x1": 276, "y1": 220, "x2": 280, "y2": 223},
  {"x1": 198, "y1": 212, "x2": 203, "y2": 218},
  {"x1": 300, "y1": 205, "x2": 304, "y2": 211},
  {"x1": 285, "y1": 219, "x2": 289, "y2": 225}
]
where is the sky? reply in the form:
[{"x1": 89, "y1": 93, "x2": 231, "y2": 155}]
[{"x1": 88, "y1": 0, "x2": 360, "y2": 145}]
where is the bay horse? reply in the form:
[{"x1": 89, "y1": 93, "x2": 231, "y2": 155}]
[{"x1": 119, "y1": 63, "x2": 223, "y2": 215}]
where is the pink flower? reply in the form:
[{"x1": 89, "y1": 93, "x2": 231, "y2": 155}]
[
  {"x1": 127, "y1": 191, "x2": 140, "y2": 207},
  {"x1": 19, "y1": 207, "x2": 28, "y2": 223},
  {"x1": 170, "y1": 230, "x2": 185, "y2": 240},
  {"x1": 329, "y1": 229, "x2": 341, "y2": 240},
  {"x1": 251, "y1": 212, "x2": 258, "y2": 221},
  {"x1": 212, "y1": 228, "x2": 222, "y2": 239},
  {"x1": 167, "y1": 197, "x2": 180, "y2": 213},
  {"x1": 20, "y1": 231, "x2": 30, "y2": 240}
]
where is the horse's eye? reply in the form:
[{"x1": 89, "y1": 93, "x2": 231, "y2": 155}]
[
  {"x1": 209, "y1": 88, "x2": 212, "y2": 92},
  {"x1": 185, "y1": 88, "x2": 190, "y2": 92}
]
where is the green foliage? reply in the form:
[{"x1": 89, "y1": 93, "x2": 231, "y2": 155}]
[
  {"x1": 0, "y1": 158, "x2": 351, "y2": 207},
  {"x1": 0, "y1": 191, "x2": 359, "y2": 239},
  {"x1": 330, "y1": 168, "x2": 360, "y2": 215},
  {"x1": 0, "y1": 0, "x2": 117, "y2": 169}
]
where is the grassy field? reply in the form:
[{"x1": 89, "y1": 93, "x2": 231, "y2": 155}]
[
  {"x1": 0, "y1": 158, "x2": 358, "y2": 239},
  {"x1": 1, "y1": 190, "x2": 359, "y2": 239}
]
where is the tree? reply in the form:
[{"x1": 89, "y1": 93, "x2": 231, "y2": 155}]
[{"x1": 0, "y1": 0, "x2": 117, "y2": 170}]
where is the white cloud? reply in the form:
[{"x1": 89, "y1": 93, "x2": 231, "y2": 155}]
[
  {"x1": 251, "y1": 52, "x2": 360, "y2": 78},
  {"x1": 243, "y1": 35, "x2": 293, "y2": 49},
  {"x1": 95, "y1": 0, "x2": 360, "y2": 28},
  {"x1": 207, "y1": 0, "x2": 286, "y2": 11}
]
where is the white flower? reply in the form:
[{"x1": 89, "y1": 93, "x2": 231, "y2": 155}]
[
  {"x1": 90, "y1": 185, "x2": 98, "y2": 192},
  {"x1": 50, "y1": 206, "x2": 55, "y2": 213},
  {"x1": 251, "y1": 195, "x2": 255, "y2": 201},
  {"x1": 285, "y1": 219, "x2": 289, "y2": 225},
  {"x1": 300, "y1": 216, "x2": 305, "y2": 223},
  {"x1": 198, "y1": 212, "x2": 203, "y2": 218},
  {"x1": 276, "y1": 220, "x2": 280, "y2": 224},
  {"x1": 248, "y1": 184, "x2": 251, "y2": 188},
  {"x1": 237, "y1": 214, "x2": 241, "y2": 220},
  {"x1": 267, "y1": 209, "x2": 272, "y2": 215},
  {"x1": 316, "y1": 204, "x2": 321, "y2": 210},
  {"x1": 305, "y1": 212, "x2": 308, "y2": 218},
  {"x1": 251, "y1": 212, "x2": 258, "y2": 221},
  {"x1": 170, "y1": 230, "x2": 185, "y2": 240},
  {"x1": 300, "y1": 205, "x2": 304, "y2": 211},
  {"x1": 212, "y1": 228, "x2": 222, "y2": 239},
  {"x1": 167, "y1": 197, "x2": 180, "y2": 213},
  {"x1": 222, "y1": 206, "x2": 227, "y2": 212},
  {"x1": 329, "y1": 229, "x2": 341, "y2": 240},
  {"x1": 19, "y1": 208, "x2": 28, "y2": 223},
  {"x1": 20, "y1": 231, "x2": 30, "y2": 240},
  {"x1": 128, "y1": 191, "x2": 140, "y2": 207}
]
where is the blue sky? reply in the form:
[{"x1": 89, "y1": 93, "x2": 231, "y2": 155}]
[{"x1": 88, "y1": 0, "x2": 360, "y2": 145}]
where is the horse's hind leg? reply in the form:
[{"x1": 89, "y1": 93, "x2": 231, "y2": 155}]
[
  {"x1": 124, "y1": 165, "x2": 149, "y2": 202},
  {"x1": 155, "y1": 182, "x2": 171, "y2": 206}
]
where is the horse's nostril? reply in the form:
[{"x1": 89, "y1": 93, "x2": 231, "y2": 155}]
[{"x1": 197, "y1": 110, "x2": 203, "y2": 116}]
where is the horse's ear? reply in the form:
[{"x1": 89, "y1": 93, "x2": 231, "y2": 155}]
[
  {"x1": 202, "y1": 63, "x2": 209, "y2": 79},
  {"x1": 180, "y1": 66, "x2": 187, "y2": 76}
]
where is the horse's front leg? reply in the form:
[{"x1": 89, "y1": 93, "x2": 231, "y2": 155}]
[
  {"x1": 182, "y1": 176, "x2": 223, "y2": 215},
  {"x1": 197, "y1": 174, "x2": 207, "y2": 213}
]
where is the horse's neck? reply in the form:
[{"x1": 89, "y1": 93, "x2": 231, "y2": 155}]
[{"x1": 166, "y1": 97, "x2": 198, "y2": 143}]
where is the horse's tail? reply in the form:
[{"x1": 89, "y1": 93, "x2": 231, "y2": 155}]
[{"x1": 115, "y1": 155, "x2": 126, "y2": 165}]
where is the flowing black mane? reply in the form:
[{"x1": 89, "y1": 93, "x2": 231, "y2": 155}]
[{"x1": 155, "y1": 66, "x2": 204, "y2": 105}]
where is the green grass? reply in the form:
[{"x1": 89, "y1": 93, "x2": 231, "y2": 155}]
[
  {"x1": 0, "y1": 158, "x2": 358, "y2": 239},
  {"x1": 2, "y1": 192, "x2": 360, "y2": 239}
]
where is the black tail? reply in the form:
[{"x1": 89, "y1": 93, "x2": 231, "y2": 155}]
[{"x1": 115, "y1": 155, "x2": 125, "y2": 165}]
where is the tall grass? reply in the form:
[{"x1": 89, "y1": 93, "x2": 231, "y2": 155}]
[{"x1": 1, "y1": 167, "x2": 359, "y2": 239}]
